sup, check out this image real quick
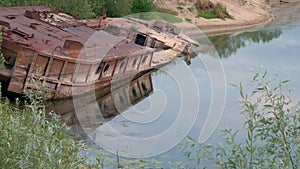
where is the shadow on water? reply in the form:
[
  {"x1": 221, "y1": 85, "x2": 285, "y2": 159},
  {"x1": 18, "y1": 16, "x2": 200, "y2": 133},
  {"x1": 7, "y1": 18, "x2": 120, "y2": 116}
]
[
  {"x1": 208, "y1": 28, "x2": 282, "y2": 58},
  {"x1": 46, "y1": 71, "x2": 154, "y2": 141}
]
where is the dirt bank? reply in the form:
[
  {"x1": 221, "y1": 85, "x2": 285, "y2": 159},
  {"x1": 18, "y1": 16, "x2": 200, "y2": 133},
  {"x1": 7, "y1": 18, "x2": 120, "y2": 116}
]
[{"x1": 157, "y1": 0, "x2": 292, "y2": 36}]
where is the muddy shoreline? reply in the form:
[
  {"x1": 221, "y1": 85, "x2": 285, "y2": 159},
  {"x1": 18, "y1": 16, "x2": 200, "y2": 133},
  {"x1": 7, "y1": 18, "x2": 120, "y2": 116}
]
[
  {"x1": 174, "y1": 0, "x2": 300, "y2": 37},
  {"x1": 204, "y1": 1, "x2": 300, "y2": 36}
]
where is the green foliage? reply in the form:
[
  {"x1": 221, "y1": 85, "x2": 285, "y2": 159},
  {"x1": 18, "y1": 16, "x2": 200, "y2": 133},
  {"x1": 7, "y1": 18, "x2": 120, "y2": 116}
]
[
  {"x1": 179, "y1": 136, "x2": 214, "y2": 168},
  {"x1": 103, "y1": 0, "x2": 132, "y2": 17},
  {"x1": 214, "y1": 3, "x2": 231, "y2": 19},
  {"x1": 196, "y1": 2, "x2": 231, "y2": 20},
  {"x1": 0, "y1": 0, "x2": 182, "y2": 21},
  {"x1": 185, "y1": 18, "x2": 192, "y2": 23},
  {"x1": 216, "y1": 72, "x2": 300, "y2": 168},
  {"x1": 197, "y1": 9, "x2": 217, "y2": 19},
  {"x1": 58, "y1": 0, "x2": 96, "y2": 19},
  {"x1": 0, "y1": 0, "x2": 96, "y2": 19},
  {"x1": 0, "y1": 85, "x2": 92, "y2": 168},
  {"x1": 103, "y1": 0, "x2": 156, "y2": 17},
  {"x1": 0, "y1": 0, "x2": 186, "y2": 19},
  {"x1": 131, "y1": 0, "x2": 155, "y2": 13},
  {"x1": 89, "y1": 0, "x2": 105, "y2": 17},
  {"x1": 180, "y1": 71, "x2": 300, "y2": 168}
]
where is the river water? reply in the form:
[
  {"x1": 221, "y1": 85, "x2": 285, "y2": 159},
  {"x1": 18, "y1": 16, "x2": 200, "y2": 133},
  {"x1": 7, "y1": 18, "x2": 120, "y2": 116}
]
[{"x1": 48, "y1": 10, "x2": 300, "y2": 168}]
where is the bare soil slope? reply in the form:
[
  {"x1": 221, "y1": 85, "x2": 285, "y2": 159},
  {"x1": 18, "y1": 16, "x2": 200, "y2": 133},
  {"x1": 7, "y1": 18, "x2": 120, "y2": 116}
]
[{"x1": 157, "y1": 0, "x2": 273, "y2": 35}]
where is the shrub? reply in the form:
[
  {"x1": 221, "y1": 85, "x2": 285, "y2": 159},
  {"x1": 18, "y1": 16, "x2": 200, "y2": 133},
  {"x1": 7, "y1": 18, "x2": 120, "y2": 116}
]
[
  {"x1": 0, "y1": 0, "x2": 96, "y2": 19},
  {"x1": 104, "y1": 0, "x2": 156, "y2": 17},
  {"x1": 131, "y1": 0, "x2": 155, "y2": 13},
  {"x1": 197, "y1": 9, "x2": 217, "y2": 19},
  {"x1": 0, "y1": 86, "x2": 88, "y2": 168},
  {"x1": 214, "y1": 3, "x2": 231, "y2": 20},
  {"x1": 0, "y1": 26, "x2": 4, "y2": 67},
  {"x1": 180, "y1": 71, "x2": 300, "y2": 168},
  {"x1": 196, "y1": 1, "x2": 232, "y2": 20},
  {"x1": 103, "y1": 0, "x2": 132, "y2": 17},
  {"x1": 185, "y1": 18, "x2": 192, "y2": 23}
]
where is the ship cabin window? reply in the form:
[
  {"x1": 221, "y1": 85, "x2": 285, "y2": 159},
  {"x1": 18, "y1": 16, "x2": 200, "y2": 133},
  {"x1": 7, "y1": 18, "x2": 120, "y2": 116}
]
[
  {"x1": 103, "y1": 64, "x2": 110, "y2": 72},
  {"x1": 132, "y1": 88, "x2": 138, "y2": 98},
  {"x1": 119, "y1": 61, "x2": 125, "y2": 70},
  {"x1": 132, "y1": 58, "x2": 137, "y2": 67},
  {"x1": 141, "y1": 83, "x2": 148, "y2": 92},
  {"x1": 150, "y1": 40, "x2": 156, "y2": 48},
  {"x1": 142, "y1": 55, "x2": 148, "y2": 64},
  {"x1": 95, "y1": 64, "x2": 102, "y2": 74},
  {"x1": 163, "y1": 46, "x2": 171, "y2": 50},
  {"x1": 135, "y1": 34, "x2": 147, "y2": 46},
  {"x1": 6, "y1": 15, "x2": 16, "y2": 19}
]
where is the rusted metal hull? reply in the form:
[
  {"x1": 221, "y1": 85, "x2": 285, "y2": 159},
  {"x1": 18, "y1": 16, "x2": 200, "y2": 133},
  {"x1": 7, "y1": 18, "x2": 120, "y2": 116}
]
[
  {"x1": 0, "y1": 6, "x2": 194, "y2": 99},
  {"x1": 0, "y1": 43, "x2": 154, "y2": 99},
  {"x1": 0, "y1": 6, "x2": 155, "y2": 99},
  {"x1": 47, "y1": 71, "x2": 154, "y2": 140}
]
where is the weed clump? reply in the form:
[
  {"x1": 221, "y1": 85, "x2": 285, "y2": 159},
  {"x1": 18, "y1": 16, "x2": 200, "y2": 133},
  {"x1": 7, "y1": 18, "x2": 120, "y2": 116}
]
[
  {"x1": 180, "y1": 72, "x2": 300, "y2": 168},
  {"x1": 196, "y1": 0, "x2": 232, "y2": 20},
  {"x1": 0, "y1": 83, "x2": 91, "y2": 168}
]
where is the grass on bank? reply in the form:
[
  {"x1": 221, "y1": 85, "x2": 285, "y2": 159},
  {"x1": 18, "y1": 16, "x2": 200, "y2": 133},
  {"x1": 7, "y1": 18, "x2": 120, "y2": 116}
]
[
  {"x1": 196, "y1": 1, "x2": 232, "y2": 20},
  {"x1": 0, "y1": 0, "x2": 232, "y2": 22}
]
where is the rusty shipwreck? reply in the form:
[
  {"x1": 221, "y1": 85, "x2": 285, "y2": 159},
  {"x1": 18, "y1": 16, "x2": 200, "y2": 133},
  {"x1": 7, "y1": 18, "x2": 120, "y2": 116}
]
[
  {"x1": 0, "y1": 6, "x2": 197, "y2": 99},
  {"x1": 47, "y1": 71, "x2": 154, "y2": 140}
]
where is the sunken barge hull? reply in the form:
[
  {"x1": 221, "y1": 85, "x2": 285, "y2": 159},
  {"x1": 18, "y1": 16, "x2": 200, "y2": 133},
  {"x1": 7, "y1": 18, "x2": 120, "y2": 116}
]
[
  {"x1": 47, "y1": 71, "x2": 154, "y2": 140},
  {"x1": 0, "y1": 6, "x2": 155, "y2": 99},
  {"x1": 0, "y1": 6, "x2": 196, "y2": 99}
]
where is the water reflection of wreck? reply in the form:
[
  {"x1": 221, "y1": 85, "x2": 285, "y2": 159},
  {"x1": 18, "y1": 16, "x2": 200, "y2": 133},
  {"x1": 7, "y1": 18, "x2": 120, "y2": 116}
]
[
  {"x1": 0, "y1": 6, "x2": 196, "y2": 99},
  {"x1": 47, "y1": 71, "x2": 153, "y2": 139}
]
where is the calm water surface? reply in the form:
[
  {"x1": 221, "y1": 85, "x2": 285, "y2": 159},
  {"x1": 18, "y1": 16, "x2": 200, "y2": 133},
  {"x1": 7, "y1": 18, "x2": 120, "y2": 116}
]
[{"x1": 49, "y1": 23, "x2": 300, "y2": 167}]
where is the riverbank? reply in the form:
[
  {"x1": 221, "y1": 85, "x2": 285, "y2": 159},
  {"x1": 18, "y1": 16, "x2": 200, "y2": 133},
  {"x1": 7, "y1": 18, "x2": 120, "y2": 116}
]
[
  {"x1": 158, "y1": 0, "x2": 300, "y2": 36},
  {"x1": 157, "y1": 0, "x2": 273, "y2": 35}
]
